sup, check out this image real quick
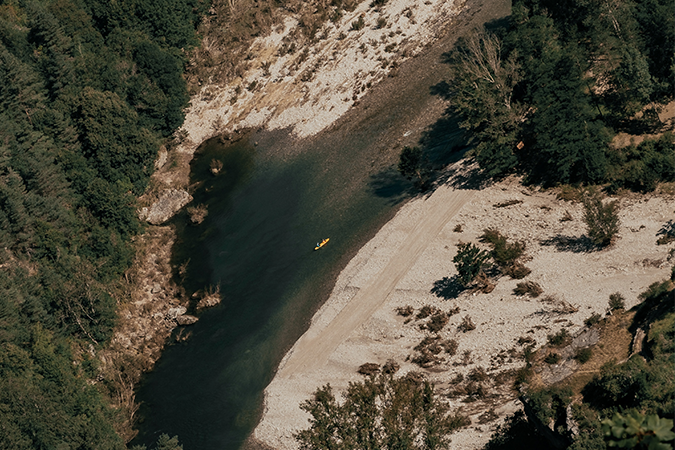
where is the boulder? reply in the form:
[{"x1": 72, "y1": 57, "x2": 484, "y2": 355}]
[
  {"x1": 166, "y1": 306, "x2": 187, "y2": 319},
  {"x1": 196, "y1": 294, "x2": 221, "y2": 310},
  {"x1": 140, "y1": 189, "x2": 193, "y2": 225},
  {"x1": 176, "y1": 315, "x2": 199, "y2": 326}
]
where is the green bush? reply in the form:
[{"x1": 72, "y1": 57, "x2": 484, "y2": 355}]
[
  {"x1": 583, "y1": 189, "x2": 620, "y2": 247},
  {"x1": 609, "y1": 292, "x2": 626, "y2": 311},
  {"x1": 295, "y1": 374, "x2": 468, "y2": 449},
  {"x1": 575, "y1": 347, "x2": 593, "y2": 364},
  {"x1": 544, "y1": 352, "x2": 561, "y2": 364},
  {"x1": 453, "y1": 242, "x2": 491, "y2": 287},
  {"x1": 548, "y1": 328, "x2": 571, "y2": 347},
  {"x1": 585, "y1": 313, "x2": 602, "y2": 327},
  {"x1": 514, "y1": 281, "x2": 543, "y2": 297}
]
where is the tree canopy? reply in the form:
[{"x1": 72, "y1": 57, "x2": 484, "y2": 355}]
[
  {"x1": 0, "y1": 0, "x2": 203, "y2": 446},
  {"x1": 445, "y1": 0, "x2": 675, "y2": 188}
]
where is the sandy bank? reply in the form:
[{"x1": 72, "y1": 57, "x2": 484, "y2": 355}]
[{"x1": 251, "y1": 171, "x2": 673, "y2": 449}]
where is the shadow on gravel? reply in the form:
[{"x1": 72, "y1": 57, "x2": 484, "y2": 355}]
[
  {"x1": 540, "y1": 235, "x2": 596, "y2": 253},
  {"x1": 431, "y1": 275, "x2": 464, "y2": 300}
]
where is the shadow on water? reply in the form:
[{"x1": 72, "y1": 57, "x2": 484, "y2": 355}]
[
  {"x1": 170, "y1": 134, "x2": 257, "y2": 292},
  {"x1": 368, "y1": 166, "x2": 416, "y2": 205}
]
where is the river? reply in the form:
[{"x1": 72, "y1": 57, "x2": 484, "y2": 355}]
[
  {"x1": 130, "y1": 0, "x2": 511, "y2": 444},
  {"x1": 131, "y1": 126, "x2": 411, "y2": 449}
]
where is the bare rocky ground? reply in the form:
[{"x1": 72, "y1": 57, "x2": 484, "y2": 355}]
[{"x1": 252, "y1": 169, "x2": 674, "y2": 450}]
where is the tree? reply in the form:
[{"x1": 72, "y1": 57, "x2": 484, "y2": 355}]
[
  {"x1": 453, "y1": 242, "x2": 491, "y2": 286},
  {"x1": 296, "y1": 373, "x2": 466, "y2": 450},
  {"x1": 582, "y1": 189, "x2": 620, "y2": 247},
  {"x1": 602, "y1": 411, "x2": 675, "y2": 449},
  {"x1": 447, "y1": 28, "x2": 524, "y2": 177}
]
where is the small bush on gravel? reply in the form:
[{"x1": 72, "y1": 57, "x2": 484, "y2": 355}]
[
  {"x1": 358, "y1": 363, "x2": 380, "y2": 375},
  {"x1": 514, "y1": 281, "x2": 543, "y2": 297},
  {"x1": 453, "y1": 242, "x2": 491, "y2": 286},
  {"x1": 583, "y1": 188, "x2": 620, "y2": 247},
  {"x1": 584, "y1": 313, "x2": 602, "y2": 326},
  {"x1": 351, "y1": 15, "x2": 365, "y2": 31},
  {"x1": 544, "y1": 352, "x2": 561, "y2": 364},
  {"x1": 480, "y1": 229, "x2": 526, "y2": 267},
  {"x1": 427, "y1": 312, "x2": 449, "y2": 333},
  {"x1": 416, "y1": 305, "x2": 435, "y2": 319},
  {"x1": 458, "y1": 316, "x2": 476, "y2": 332},
  {"x1": 608, "y1": 292, "x2": 625, "y2": 311},
  {"x1": 464, "y1": 381, "x2": 488, "y2": 401},
  {"x1": 517, "y1": 336, "x2": 536, "y2": 346},
  {"x1": 574, "y1": 347, "x2": 593, "y2": 364},
  {"x1": 442, "y1": 339, "x2": 459, "y2": 356},
  {"x1": 396, "y1": 305, "x2": 414, "y2": 317},
  {"x1": 450, "y1": 373, "x2": 464, "y2": 385},
  {"x1": 504, "y1": 262, "x2": 532, "y2": 279},
  {"x1": 547, "y1": 329, "x2": 571, "y2": 347},
  {"x1": 382, "y1": 359, "x2": 400, "y2": 374},
  {"x1": 514, "y1": 366, "x2": 533, "y2": 387}
]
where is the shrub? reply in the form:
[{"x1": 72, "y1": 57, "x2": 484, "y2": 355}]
[
  {"x1": 575, "y1": 347, "x2": 593, "y2": 364},
  {"x1": 547, "y1": 329, "x2": 571, "y2": 347},
  {"x1": 504, "y1": 262, "x2": 532, "y2": 279},
  {"x1": 458, "y1": 315, "x2": 476, "y2": 332},
  {"x1": 468, "y1": 367, "x2": 488, "y2": 382},
  {"x1": 396, "y1": 305, "x2": 413, "y2": 317},
  {"x1": 382, "y1": 359, "x2": 400, "y2": 374},
  {"x1": 453, "y1": 242, "x2": 491, "y2": 286},
  {"x1": 427, "y1": 312, "x2": 449, "y2": 333},
  {"x1": 514, "y1": 281, "x2": 543, "y2": 297},
  {"x1": 351, "y1": 15, "x2": 365, "y2": 31},
  {"x1": 583, "y1": 189, "x2": 620, "y2": 247},
  {"x1": 544, "y1": 352, "x2": 561, "y2": 364},
  {"x1": 358, "y1": 363, "x2": 380, "y2": 375},
  {"x1": 514, "y1": 366, "x2": 533, "y2": 387},
  {"x1": 398, "y1": 146, "x2": 431, "y2": 189},
  {"x1": 442, "y1": 339, "x2": 458, "y2": 356},
  {"x1": 464, "y1": 381, "x2": 487, "y2": 401},
  {"x1": 517, "y1": 336, "x2": 536, "y2": 346},
  {"x1": 585, "y1": 313, "x2": 602, "y2": 327},
  {"x1": 453, "y1": 224, "x2": 463, "y2": 232},
  {"x1": 608, "y1": 292, "x2": 625, "y2": 311},
  {"x1": 417, "y1": 305, "x2": 434, "y2": 319}
]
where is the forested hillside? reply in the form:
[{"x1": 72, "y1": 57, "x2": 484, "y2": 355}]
[
  {"x1": 445, "y1": 0, "x2": 674, "y2": 188},
  {"x1": 0, "y1": 0, "x2": 204, "y2": 447}
]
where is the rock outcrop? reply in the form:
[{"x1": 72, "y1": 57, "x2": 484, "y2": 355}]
[
  {"x1": 176, "y1": 315, "x2": 199, "y2": 326},
  {"x1": 139, "y1": 189, "x2": 192, "y2": 225}
]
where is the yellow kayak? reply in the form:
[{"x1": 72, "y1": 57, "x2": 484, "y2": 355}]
[{"x1": 314, "y1": 238, "x2": 330, "y2": 250}]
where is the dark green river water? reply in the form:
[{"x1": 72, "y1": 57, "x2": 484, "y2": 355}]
[{"x1": 131, "y1": 128, "x2": 411, "y2": 449}]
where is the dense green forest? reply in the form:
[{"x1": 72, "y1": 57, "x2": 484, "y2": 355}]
[
  {"x1": 445, "y1": 0, "x2": 674, "y2": 188},
  {"x1": 0, "y1": 0, "x2": 204, "y2": 447}
]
